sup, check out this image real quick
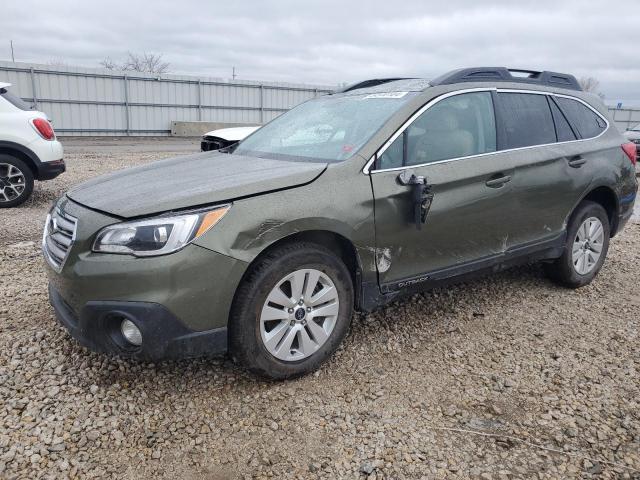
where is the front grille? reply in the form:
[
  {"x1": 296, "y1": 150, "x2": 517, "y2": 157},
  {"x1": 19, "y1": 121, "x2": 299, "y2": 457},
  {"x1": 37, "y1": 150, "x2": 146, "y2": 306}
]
[{"x1": 42, "y1": 207, "x2": 77, "y2": 272}]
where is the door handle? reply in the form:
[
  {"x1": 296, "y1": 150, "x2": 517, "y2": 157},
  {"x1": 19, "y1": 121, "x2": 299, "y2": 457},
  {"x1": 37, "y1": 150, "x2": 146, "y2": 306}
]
[
  {"x1": 485, "y1": 174, "x2": 511, "y2": 188},
  {"x1": 567, "y1": 155, "x2": 586, "y2": 168}
]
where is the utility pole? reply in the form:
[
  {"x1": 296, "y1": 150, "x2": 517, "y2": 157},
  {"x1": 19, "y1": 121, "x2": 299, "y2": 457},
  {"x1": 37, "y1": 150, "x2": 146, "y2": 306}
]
[
  {"x1": 232, "y1": 66, "x2": 236, "y2": 80},
  {"x1": 10, "y1": 40, "x2": 15, "y2": 62}
]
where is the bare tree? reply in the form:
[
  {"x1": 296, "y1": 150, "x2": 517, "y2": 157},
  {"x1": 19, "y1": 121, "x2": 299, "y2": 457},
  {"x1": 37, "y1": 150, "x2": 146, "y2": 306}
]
[
  {"x1": 578, "y1": 76, "x2": 605, "y2": 99},
  {"x1": 99, "y1": 57, "x2": 119, "y2": 70},
  {"x1": 122, "y1": 52, "x2": 170, "y2": 74},
  {"x1": 99, "y1": 52, "x2": 170, "y2": 74},
  {"x1": 47, "y1": 57, "x2": 69, "y2": 68}
]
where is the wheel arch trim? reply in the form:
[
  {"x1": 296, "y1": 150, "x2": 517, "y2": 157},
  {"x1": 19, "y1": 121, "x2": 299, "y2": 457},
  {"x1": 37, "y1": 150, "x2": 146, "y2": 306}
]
[
  {"x1": 237, "y1": 229, "x2": 371, "y2": 311},
  {"x1": 0, "y1": 140, "x2": 41, "y2": 176},
  {"x1": 569, "y1": 184, "x2": 620, "y2": 237}
]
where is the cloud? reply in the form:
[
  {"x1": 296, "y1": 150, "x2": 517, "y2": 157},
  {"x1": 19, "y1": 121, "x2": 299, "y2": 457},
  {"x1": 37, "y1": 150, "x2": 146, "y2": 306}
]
[{"x1": 1, "y1": 0, "x2": 638, "y2": 104}]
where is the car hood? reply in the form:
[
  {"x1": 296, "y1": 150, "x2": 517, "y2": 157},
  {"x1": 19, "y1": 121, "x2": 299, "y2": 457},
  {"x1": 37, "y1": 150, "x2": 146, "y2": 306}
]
[
  {"x1": 66, "y1": 151, "x2": 327, "y2": 218},
  {"x1": 203, "y1": 126, "x2": 260, "y2": 141}
]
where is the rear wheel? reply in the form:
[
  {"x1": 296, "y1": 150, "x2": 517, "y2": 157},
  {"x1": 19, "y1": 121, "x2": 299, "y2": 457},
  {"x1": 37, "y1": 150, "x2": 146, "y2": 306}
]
[
  {"x1": 544, "y1": 201, "x2": 610, "y2": 288},
  {"x1": 0, "y1": 155, "x2": 34, "y2": 208},
  {"x1": 229, "y1": 243, "x2": 353, "y2": 379}
]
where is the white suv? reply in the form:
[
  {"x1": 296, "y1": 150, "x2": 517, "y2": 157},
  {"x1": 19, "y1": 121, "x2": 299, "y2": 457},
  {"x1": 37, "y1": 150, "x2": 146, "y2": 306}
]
[{"x1": 0, "y1": 82, "x2": 65, "y2": 207}]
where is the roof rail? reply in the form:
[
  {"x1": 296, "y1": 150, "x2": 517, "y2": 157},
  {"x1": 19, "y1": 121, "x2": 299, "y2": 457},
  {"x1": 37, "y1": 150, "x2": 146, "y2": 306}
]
[
  {"x1": 337, "y1": 78, "x2": 414, "y2": 93},
  {"x1": 430, "y1": 67, "x2": 582, "y2": 91}
]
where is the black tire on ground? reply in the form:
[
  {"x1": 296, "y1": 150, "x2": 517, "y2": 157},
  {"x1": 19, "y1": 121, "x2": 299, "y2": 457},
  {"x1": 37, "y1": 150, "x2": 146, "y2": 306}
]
[
  {"x1": 229, "y1": 242, "x2": 354, "y2": 380},
  {"x1": 0, "y1": 154, "x2": 34, "y2": 208},
  {"x1": 544, "y1": 200, "x2": 610, "y2": 288}
]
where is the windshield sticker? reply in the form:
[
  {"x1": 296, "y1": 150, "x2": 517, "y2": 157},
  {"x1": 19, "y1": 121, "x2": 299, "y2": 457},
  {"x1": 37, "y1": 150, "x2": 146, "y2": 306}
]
[
  {"x1": 342, "y1": 144, "x2": 355, "y2": 153},
  {"x1": 363, "y1": 92, "x2": 409, "y2": 99}
]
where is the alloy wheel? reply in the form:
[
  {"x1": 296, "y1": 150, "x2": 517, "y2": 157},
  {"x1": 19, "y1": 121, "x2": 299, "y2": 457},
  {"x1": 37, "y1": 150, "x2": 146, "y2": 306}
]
[
  {"x1": 572, "y1": 216, "x2": 604, "y2": 275},
  {"x1": 260, "y1": 268, "x2": 340, "y2": 362},
  {"x1": 0, "y1": 163, "x2": 27, "y2": 203}
]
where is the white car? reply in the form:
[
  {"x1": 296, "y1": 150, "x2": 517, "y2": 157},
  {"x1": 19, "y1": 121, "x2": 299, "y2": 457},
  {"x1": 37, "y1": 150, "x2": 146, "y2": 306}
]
[
  {"x1": 201, "y1": 126, "x2": 260, "y2": 152},
  {"x1": 0, "y1": 82, "x2": 64, "y2": 207}
]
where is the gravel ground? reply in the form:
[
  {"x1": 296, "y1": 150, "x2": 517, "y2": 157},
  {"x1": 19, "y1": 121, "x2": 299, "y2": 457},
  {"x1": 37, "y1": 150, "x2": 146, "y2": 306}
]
[{"x1": 1, "y1": 138, "x2": 639, "y2": 479}]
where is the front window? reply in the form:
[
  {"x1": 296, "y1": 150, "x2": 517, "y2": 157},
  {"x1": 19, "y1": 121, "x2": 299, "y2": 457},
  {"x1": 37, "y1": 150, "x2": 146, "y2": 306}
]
[
  {"x1": 234, "y1": 92, "x2": 417, "y2": 162},
  {"x1": 378, "y1": 91, "x2": 497, "y2": 169},
  {"x1": 632, "y1": 123, "x2": 640, "y2": 131}
]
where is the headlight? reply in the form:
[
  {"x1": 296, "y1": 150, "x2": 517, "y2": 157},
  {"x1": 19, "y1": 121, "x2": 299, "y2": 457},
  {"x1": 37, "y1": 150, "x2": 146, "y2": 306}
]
[{"x1": 92, "y1": 205, "x2": 230, "y2": 256}]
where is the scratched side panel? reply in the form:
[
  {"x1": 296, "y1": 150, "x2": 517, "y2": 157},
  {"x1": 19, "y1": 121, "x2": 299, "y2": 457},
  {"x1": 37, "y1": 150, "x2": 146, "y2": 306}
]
[
  {"x1": 193, "y1": 156, "x2": 378, "y2": 285},
  {"x1": 370, "y1": 152, "x2": 516, "y2": 286}
]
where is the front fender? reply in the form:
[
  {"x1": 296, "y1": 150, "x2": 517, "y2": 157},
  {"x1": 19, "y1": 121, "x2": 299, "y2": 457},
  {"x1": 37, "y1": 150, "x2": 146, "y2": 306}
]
[{"x1": 193, "y1": 164, "x2": 378, "y2": 277}]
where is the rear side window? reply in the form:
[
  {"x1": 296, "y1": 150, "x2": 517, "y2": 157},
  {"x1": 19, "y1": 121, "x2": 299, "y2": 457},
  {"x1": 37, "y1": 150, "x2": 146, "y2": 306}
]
[
  {"x1": 498, "y1": 93, "x2": 555, "y2": 148},
  {"x1": 554, "y1": 97, "x2": 607, "y2": 139},
  {"x1": 377, "y1": 91, "x2": 497, "y2": 169},
  {"x1": 0, "y1": 88, "x2": 33, "y2": 111},
  {"x1": 549, "y1": 98, "x2": 577, "y2": 142}
]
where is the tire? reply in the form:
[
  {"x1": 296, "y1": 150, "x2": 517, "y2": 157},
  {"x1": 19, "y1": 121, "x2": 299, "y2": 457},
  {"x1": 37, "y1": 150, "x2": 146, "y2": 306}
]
[
  {"x1": 544, "y1": 200, "x2": 610, "y2": 288},
  {"x1": 0, "y1": 155, "x2": 34, "y2": 208},
  {"x1": 229, "y1": 242, "x2": 354, "y2": 380}
]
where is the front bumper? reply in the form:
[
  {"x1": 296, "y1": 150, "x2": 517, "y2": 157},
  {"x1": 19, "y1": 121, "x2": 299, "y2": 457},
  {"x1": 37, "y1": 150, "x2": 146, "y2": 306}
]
[
  {"x1": 43, "y1": 197, "x2": 249, "y2": 359},
  {"x1": 49, "y1": 285, "x2": 228, "y2": 359},
  {"x1": 36, "y1": 159, "x2": 65, "y2": 180}
]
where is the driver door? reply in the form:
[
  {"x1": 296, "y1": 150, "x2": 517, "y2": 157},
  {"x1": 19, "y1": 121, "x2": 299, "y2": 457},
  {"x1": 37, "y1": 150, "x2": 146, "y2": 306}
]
[{"x1": 370, "y1": 90, "x2": 517, "y2": 291}]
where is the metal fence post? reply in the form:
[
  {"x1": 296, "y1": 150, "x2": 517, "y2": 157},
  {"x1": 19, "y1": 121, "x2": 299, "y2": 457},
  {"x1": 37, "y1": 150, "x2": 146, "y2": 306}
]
[
  {"x1": 259, "y1": 84, "x2": 264, "y2": 124},
  {"x1": 29, "y1": 67, "x2": 38, "y2": 109},
  {"x1": 197, "y1": 79, "x2": 202, "y2": 121},
  {"x1": 123, "y1": 75, "x2": 130, "y2": 136}
]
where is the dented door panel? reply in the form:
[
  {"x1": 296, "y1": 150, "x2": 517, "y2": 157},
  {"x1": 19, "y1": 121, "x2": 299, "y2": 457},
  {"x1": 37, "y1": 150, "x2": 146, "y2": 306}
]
[{"x1": 370, "y1": 154, "x2": 516, "y2": 287}]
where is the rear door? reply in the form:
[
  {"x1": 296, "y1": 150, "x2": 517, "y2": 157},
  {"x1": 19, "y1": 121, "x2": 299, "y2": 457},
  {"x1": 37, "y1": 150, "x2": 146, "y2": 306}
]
[
  {"x1": 498, "y1": 91, "x2": 606, "y2": 250},
  {"x1": 369, "y1": 90, "x2": 517, "y2": 289}
]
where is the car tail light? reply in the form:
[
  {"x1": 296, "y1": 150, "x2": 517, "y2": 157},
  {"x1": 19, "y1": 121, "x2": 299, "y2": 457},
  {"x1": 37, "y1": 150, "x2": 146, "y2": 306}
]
[
  {"x1": 31, "y1": 118, "x2": 55, "y2": 140},
  {"x1": 622, "y1": 142, "x2": 637, "y2": 166}
]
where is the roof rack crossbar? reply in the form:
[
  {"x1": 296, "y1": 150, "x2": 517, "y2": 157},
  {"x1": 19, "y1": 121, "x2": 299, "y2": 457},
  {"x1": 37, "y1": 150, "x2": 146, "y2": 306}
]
[{"x1": 430, "y1": 67, "x2": 582, "y2": 91}]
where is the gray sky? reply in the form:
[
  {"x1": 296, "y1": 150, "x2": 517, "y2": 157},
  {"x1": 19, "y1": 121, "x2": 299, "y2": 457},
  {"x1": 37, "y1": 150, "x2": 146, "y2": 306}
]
[{"x1": 2, "y1": 0, "x2": 639, "y2": 105}]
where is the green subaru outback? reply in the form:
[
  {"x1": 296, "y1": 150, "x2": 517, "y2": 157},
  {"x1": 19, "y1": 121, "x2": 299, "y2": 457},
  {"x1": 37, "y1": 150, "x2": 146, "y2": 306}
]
[{"x1": 43, "y1": 67, "x2": 638, "y2": 379}]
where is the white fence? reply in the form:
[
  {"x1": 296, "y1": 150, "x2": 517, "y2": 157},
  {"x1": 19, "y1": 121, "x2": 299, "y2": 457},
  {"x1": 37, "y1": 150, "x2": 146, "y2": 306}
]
[
  {"x1": 608, "y1": 107, "x2": 640, "y2": 132},
  {"x1": 0, "y1": 61, "x2": 335, "y2": 136}
]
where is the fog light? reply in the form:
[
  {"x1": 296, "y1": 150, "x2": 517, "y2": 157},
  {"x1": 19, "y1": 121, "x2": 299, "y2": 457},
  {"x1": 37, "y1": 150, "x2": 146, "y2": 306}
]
[{"x1": 120, "y1": 319, "x2": 142, "y2": 346}]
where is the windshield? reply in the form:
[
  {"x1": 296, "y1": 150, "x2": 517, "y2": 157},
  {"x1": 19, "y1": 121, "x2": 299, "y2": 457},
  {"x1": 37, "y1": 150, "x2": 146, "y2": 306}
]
[
  {"x1": 632, "y1": 123, "x2": 640, "y2": 131},
  {"x1": 0, "y1": 88, "x2": 34, "y2": 111},
  {"x1": 234, "y1": 92, "x2": 417, "y2": 162}
]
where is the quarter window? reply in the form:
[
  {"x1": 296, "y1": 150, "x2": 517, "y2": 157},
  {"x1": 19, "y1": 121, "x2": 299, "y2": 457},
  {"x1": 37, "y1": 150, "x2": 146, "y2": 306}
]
[
  {"x1": 498, "y1": 93, "x2": 556, "y2": 148},
  {"x1": 378, "y1": 132, "x2": 404, "y2": 169},
  {"x1": 554, "y1": 97, "x2": 607, "y2": 139},
  {"x1": 377, "y1": 91, "x2": 497, "y2": 169}
]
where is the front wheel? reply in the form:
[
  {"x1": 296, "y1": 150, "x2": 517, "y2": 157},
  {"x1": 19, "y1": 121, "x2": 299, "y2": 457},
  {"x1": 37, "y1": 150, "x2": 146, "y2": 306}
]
[
  {"x1": 544, "y1": 200, "x2": 610, "y2": 288},
  {"x1": 229, "y1": 243, "x2": 353, "y2": 379}
]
